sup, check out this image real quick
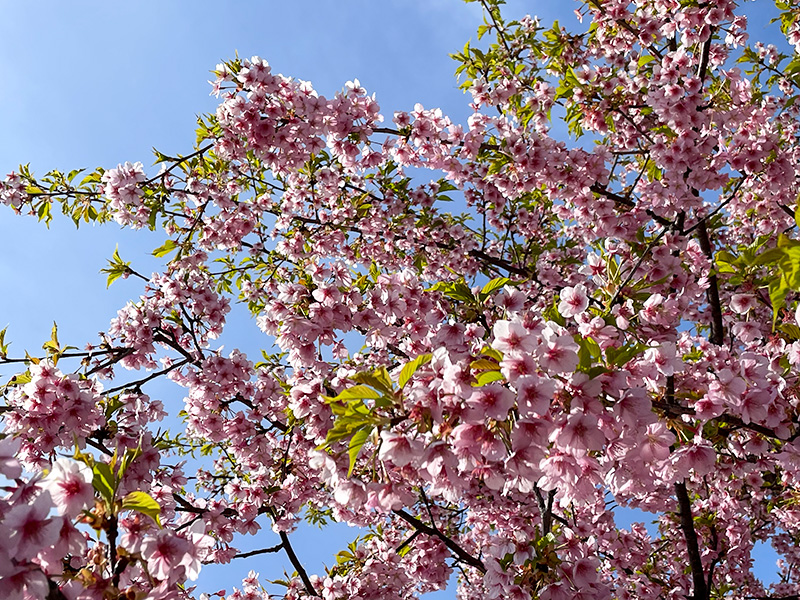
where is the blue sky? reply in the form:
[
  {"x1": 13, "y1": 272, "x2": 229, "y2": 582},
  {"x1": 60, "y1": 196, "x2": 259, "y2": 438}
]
[{"x1": 0, "y1": 0, "x2": 784, "y2": 596}]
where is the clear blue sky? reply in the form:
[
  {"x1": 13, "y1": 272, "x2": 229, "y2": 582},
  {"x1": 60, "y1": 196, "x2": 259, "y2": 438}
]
[{"x1": 0, "y1": 0, "x2": 783, "y2": 596}]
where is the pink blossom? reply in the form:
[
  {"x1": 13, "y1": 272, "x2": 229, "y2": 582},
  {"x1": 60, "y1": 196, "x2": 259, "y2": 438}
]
[
  {"x1": 708, "y1": 368, "x2": 747, "y2": 405},
  {"x1": 491, "y1": 320, "x2": 536, "y2": 355},
  {"x1": 515, "y1": 375, "x2": 556, "y2": 417},
  {"x1": 730, "y1": 293, "x2": 757, "y2": 314},
  {"x1": 2, "y1": 494, "x2": 59, "y2": 561},
  {"x1": 554, "y1": 412, "x2": 605, "y2": 455},
  {"x1": 464, "y1": 384, "x2": 516, "y2": 422},
  {"x1": 570, "y1": 557, "x2": 599, "y2": 587},
  {"x1": 141, "y1": 529, "x2": 193, "y2": 582},
  {"x1": 0, "y1": 564, "x2": 49, "y2": 600},
  {"x1": 673, "y1": 437, "x2": 716, "y2": 477},
  {"x1": 558, "y1": 284, "x2": 589, "y2": 318},
  {"x1": 538, "y1": 326, "x2": 580, "y2": 374},
  {"x1": 638, "y1": 423, "x2": 675, "y2": 462},
  {"x1": 0, "y1": 437, "x2": 22, "y2": 480},
  {"x1": 38, "y1": 458, "x2": 94, "y2": 517},
  {"x1": 643, "y1": 342, "x2": 683, "y2": 377},
  {"x1": 378, "y1": 431, "x2": 420, "y2": 468}
]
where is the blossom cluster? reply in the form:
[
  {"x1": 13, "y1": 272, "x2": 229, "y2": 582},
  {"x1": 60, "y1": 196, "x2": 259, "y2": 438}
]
[{"x1": 4, "y1": 1, "x2": 800, "y2": 599}]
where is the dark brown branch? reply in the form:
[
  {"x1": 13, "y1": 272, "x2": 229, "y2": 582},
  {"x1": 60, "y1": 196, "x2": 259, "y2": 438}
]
[
  {"x1": 278, "y1": 530, "x2": 319, "y2": 597},
  {"x1": 468, "y1": 248, "x2": 530, "y2": 277},
  {"x1": 480, "y1": 0, "x2": 513, "y2": 55},
  {"x1": 675, "y1": 480, "x2": 708, "y2": 600},
  {"x1": 85, "y1": 437, "x2": 114, "y2": 456},
  {"x1": 393, "y1": 509, "x2": 485, "y2": 573},
  {"x1": 143, "y1": 144, "x2": 214, "y2": 186},
  {"x1": 153, "y1": 330, "x2": 202, "y2": 365},
  {"x1": 589, "y1": 183, "x2": 673, "y2": 227},
  {"x1": 173, "y1": 493, "x2": 207, "y2": 514},
  {"x1": 0, "y1": 347, "x2": 126, "y2": 365},
  {"x1": 697, "y1": 30, "x2": 714, "y2": 84},
  {"x1": 706, "y1": 522, "x2": 722, "y2": 594},
  {"x1": 372, "y1": 127, "x2": 402, "y2": 136},
  {"x1": 605, "y1": 224, "x2": 670, "y2": 311},
  {"x1": 235, "y1": 544, "x2": 283, "y2": 559},
  {"x1": 695, "y1": 220, "x2": 724, "y2": 345},
  {"x1": 682, "y1": 176, "x2": 747, "y2": 236},
  {"x1": 543, "y1": 489, "x2": 556, "y2": 533},
  {"x1": 395, "y1": 530, "x2": 422, "y2": 554},
  {"x1": 103, "y1": 358, "x2": 190, "y2": 396},
  {"x1": 653, "y1": 397, "x2": 799, "y2": 441}
]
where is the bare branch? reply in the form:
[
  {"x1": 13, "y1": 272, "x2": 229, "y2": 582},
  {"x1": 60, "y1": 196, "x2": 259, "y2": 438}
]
[
  {"x1": 393, "y1": 509, "x2": 485, "y2": 574},
  {"x1": 674, "y1": 480, "x2": 708, "y2": 600},
  {"x1": 278, "y1": 530, "x2": 320, "y2": 597},
  {"x1": 235, "y1": 544, "x2": 284, "y2": 559}
]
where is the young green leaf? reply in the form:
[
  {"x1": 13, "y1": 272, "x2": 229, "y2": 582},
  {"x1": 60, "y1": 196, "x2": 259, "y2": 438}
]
[
  {"x1": 121, "y1": 491, "x2": 162, "y2": 526},
  {"x1": 92, "y1": 462, "x2": 117, "y2": 504},
  {"x1": 398, "y1": 353, "x2": 432, "y2": 389},
  {"x1": 347, "y1": 426, "x2": 372, "y2": 477}
]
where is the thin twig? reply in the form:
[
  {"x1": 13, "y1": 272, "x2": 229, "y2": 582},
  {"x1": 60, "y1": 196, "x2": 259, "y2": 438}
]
[
  {"x1": 235, "y1": 544, "x2": 284, "y2": 559},
  {"x1": 605, "y1": 225, "x2": 670, "y2": 312}
]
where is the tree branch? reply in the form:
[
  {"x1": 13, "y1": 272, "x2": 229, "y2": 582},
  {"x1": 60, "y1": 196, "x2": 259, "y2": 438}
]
[
  {"x1": 675, "y1": 480, "x2": 708, "y2": 600},
  {"x1": 695, "y1": 220, "x2": 724, "y2": 345},
  {"x1": 235, "y1": 544, "x2": 284, "y2": 559},
  {"x1": 278, "y1": 530, "x2": 319, "y2": 597},
  {"x1": 605, "y1": 224, "x2": 670, "y2": 311},
  {"x1": 393, "y1": 509, "x2": 485, "y2": 573}
]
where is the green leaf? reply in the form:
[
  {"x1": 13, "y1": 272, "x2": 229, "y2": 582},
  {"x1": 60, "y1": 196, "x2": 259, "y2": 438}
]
[
  {"x1": 101, "y1": 245, "x2": 132, "y2": 288},
  {"x1": 7, "y1": 372, "x2": 32, "y2": 387},
  {"x1": 92, "y1": 462, "x2": 117, "y2": 504},
  {"x1": 787, "y1": 57, "x2": 800, "y2": 76},
  {"x1": 430, "y1": 279, "x2": 477, "y2": 304},
  {"x1": 795, "y1": 199, "x2": 800, "y2": 230},
  {"x1": 398, "y1": 354, "x2": 432, "y2": 389},
  {"x1": 782, "y1": 245, "x2": 800, "y2": 288},
  {"x1": 578, "y1": 341, "x2": 593, "y2": 370},
  {"x1": 80, "y1": 169, "x2": 104, "y2": 186},
  {"x1": 152, "y1": 239, "x2": 179, "y2": 258},
  {"x1": 351, "y1": 368, "x2": 395, "y2": 395},
  {"x1": 481, "y1": 346, "x2": 504, "y2": 361},
  {"x1": 152, "y1": 148, "x2": 175, "y2": 165},
  {"x1": 0, "y1": 326, "x2": 8, "y2": 359},
  {"x1": 105, "y1": 269, "x2": 123, "y2": 288},
  {"x1": 606, "y1": 342, "x2": 648, "y2": 367},
  {"x1": 780, "y1": 322, "x2": 800, "y2": 341},
  {"x1": 638, "y1": 54, "x2": 655, "y2": 68},
  {"x1": 769, "y1": 276, "x2": 790, "y2": 327},
  {"x1": 480, "y1": 277, "x2": 511, "y2": 299},
  {"x1": 37, "y1": 201, "x2": 52, "y2": 224},
  {"x1": 347, "y1": 427, "x2": 372, "y2": 477},
  {"x1": 473, "y1": 370, "x2": 505, "y2": 386},
  {"x1": 324, "y1": 385, "x2": 382, "y2": 403},
  {"x1": 121, "y1": 491, "x2": 162, "y2": 526},
  {"x1": 117, "y1": 447, "x2": 142, "y2": 481},
  {"x1": 471, "y1": 358, "x2": 501, "y2": 371}
]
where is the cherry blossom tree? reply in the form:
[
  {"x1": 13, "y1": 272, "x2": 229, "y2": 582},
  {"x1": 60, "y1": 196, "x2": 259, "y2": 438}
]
[{"x1": 3, "y1": 0, "x2": 800, "y2": 599}]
